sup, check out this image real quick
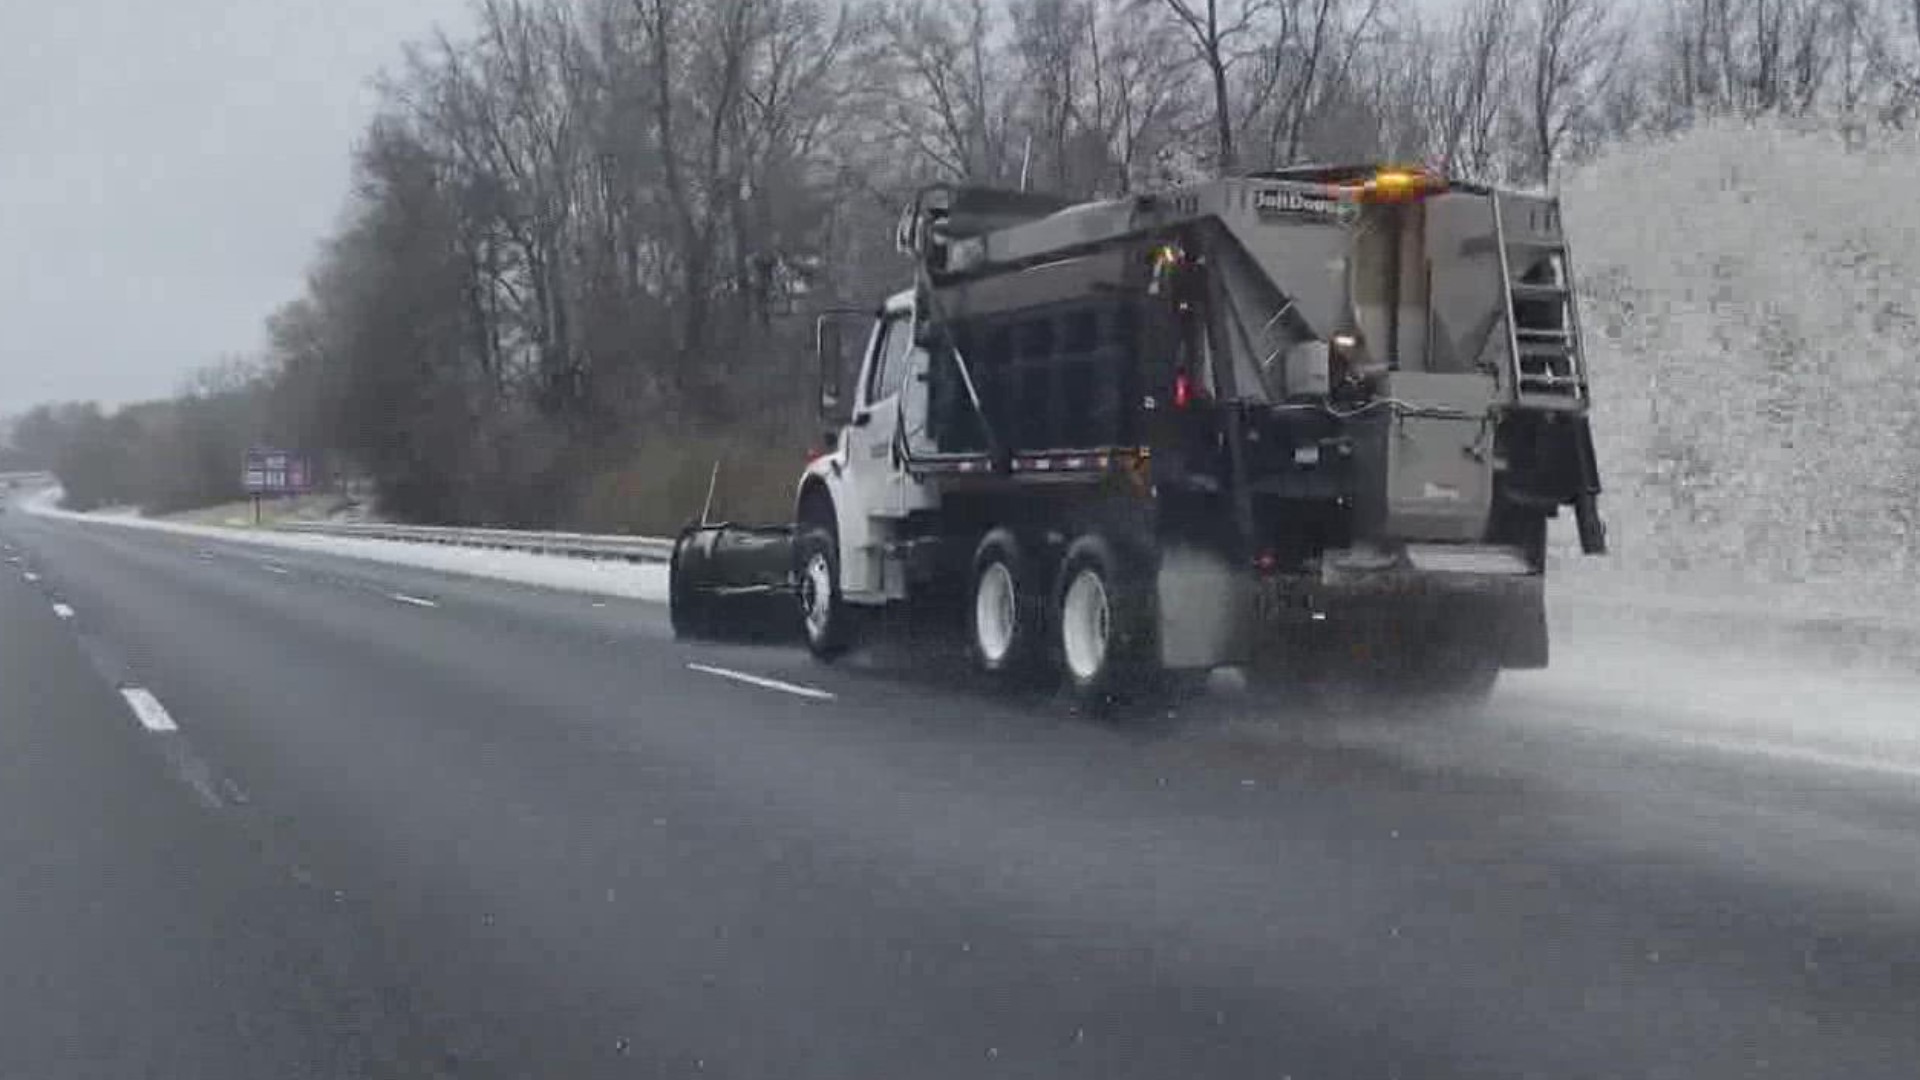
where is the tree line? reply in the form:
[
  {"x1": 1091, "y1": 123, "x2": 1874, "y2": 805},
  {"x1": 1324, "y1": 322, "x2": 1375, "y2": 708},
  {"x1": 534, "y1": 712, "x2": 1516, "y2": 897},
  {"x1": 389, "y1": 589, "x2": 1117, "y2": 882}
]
[{"x1": 11, "y1": 0, "x2": 1920, "y2": 528}]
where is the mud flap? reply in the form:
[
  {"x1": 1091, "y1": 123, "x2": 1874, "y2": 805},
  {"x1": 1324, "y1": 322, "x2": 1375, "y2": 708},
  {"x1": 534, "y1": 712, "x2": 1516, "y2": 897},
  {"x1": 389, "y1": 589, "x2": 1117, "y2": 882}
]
[
  {"x1": 1404, "y1": 578, "x2": 1547, "y2": 671},
  {"x1": 1492, "y1": 579, "x2": 1549, "y2": 669},
  {"x1": 1268, "y1": 575, "x2": 1547, "y2": 678},
  {"x1": 1155, "y1": 545, "x2": 1253, "y2": 669}
]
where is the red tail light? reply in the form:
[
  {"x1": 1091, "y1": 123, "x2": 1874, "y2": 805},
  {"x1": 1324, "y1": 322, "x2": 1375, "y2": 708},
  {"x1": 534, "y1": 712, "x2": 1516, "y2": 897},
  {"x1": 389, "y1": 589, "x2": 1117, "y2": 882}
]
[{"x1": 1173, "y1": 368, "x2": 1193, "y2": 410}]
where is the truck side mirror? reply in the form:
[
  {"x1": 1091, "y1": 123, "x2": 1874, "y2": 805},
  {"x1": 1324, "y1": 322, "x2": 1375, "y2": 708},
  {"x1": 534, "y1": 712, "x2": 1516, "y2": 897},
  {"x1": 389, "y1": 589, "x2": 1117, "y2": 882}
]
[{"x1": 817, "y1": 317, "x2": 843, "y2": 416}]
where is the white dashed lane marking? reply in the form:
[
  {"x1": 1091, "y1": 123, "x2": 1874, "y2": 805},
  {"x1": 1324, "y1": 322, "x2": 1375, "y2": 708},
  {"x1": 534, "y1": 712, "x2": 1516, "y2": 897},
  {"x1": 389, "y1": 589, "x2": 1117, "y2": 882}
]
[
  {"x1": 390, "y1": 593, "x2": 439, "y2": 608},
  {"x1": 262, "y1": 564, "x2": 290, "y2": 575},
  {"x1": 22, "y1": 571, "x2": 38, "y2": 582},
  {"x1": 119, "y1": 687, "x2": 179, "y2": 733},
  {"x1": 686, "y1": 663, "x2": 836, "y2": 702},
  {"x1": 51, "y1": 602, "x2": 75, "y2": 619}
]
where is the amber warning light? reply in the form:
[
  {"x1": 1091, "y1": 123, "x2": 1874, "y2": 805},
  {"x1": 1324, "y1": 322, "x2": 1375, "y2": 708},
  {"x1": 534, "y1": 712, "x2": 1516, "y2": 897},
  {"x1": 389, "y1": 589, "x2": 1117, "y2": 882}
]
[{"x1": 1352, "y1": 168, "x2": 1446, "y2": 204}]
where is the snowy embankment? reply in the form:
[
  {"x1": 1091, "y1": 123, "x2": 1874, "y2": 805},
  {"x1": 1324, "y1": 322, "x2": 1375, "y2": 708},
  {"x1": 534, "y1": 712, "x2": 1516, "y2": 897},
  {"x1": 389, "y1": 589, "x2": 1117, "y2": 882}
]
[
  {"x1": 1564, "y1": 118, "x2": 1920, "y2": 621},
  {"x1": 23, "y1": 488, "x2": 670, "y2": 602}
]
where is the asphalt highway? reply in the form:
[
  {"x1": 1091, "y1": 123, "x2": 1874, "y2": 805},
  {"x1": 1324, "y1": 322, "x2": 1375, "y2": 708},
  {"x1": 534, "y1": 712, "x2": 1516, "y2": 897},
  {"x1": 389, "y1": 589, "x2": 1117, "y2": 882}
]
[{"x1": 2, "y1": 501, "x2": 1916, "y2": 1078}]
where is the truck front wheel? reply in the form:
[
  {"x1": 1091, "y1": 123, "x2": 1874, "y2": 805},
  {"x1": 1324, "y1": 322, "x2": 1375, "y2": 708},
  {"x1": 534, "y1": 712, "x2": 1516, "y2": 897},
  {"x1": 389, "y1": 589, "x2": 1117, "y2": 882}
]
[
  {"x1": 969, "y1": 528, "x2": 1045, "y2": 679},
  {"x1": 795, "y1": 525, "x2": 853, "y2": 659}
]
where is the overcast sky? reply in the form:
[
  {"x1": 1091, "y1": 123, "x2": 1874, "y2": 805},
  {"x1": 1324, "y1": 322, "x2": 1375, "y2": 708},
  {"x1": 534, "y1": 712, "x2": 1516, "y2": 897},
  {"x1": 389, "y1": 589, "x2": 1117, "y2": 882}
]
[{"x1": 0, "y1": 0, "x2": 471, "y2": 419}]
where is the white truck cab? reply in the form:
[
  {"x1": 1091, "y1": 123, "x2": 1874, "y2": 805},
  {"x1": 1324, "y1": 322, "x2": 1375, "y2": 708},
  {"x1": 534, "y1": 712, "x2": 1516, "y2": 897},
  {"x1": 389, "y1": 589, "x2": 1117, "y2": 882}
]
[{"x1": 799, "y1": 290, "x2": 938, "y2": 605}]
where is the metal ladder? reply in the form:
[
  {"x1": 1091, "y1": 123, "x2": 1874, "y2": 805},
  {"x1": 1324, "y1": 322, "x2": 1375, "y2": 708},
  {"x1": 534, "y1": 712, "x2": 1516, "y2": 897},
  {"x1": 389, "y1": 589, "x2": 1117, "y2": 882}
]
[{"x1": 1490, "y1": 192, "x2": 1590, "y2": 411}]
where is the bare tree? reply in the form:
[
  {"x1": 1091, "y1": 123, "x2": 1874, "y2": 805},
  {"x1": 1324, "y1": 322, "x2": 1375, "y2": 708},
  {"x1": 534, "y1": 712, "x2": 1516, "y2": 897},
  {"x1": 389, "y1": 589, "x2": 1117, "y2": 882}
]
[
  {"x1": 868, "y1": 0, "x2": 1019, "y2": 183},
  {"x1": 1250, "y1": 0, "x2": 1387, "y2": 167},
  {"x1": 1082, "y1": 0, "x2": 1199, "y2": 191},
  {"x1": 1827, "y1": 0, "x2": 1911, "y2": 112},
  {"x1": 1526, "y1": 0, "x2": 1629, "y2": 185},
  {"x1": 1440, "y1": 0, "x2": 1518, "y2": 176},
  {"x1": 1149, "y1": 0, "x2": 1277, "y2": 172},
  {"x1": 1008, "y1": 0, "x2": 1088, "y2": 191},
  {"x1": 599, "y1": 0, "x2": 856, "y2": 411}
]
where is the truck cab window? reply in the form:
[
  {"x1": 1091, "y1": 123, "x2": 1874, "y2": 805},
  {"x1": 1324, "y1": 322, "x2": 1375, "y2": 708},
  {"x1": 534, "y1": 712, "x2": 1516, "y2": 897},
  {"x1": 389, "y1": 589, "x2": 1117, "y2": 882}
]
[{"x1": 868, "y1": 314, "x2": 913, "y2": 404}]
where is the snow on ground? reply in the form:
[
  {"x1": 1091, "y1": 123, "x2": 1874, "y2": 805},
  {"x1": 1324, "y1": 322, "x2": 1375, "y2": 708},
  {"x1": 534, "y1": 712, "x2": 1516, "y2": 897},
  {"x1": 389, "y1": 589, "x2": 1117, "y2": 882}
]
[
  {"x1": 23, "y1": 487, "x2": 669, "y2": 602},
  {"x1": 1563, "y1": 118, "x2": 1920, "y2": 617}
]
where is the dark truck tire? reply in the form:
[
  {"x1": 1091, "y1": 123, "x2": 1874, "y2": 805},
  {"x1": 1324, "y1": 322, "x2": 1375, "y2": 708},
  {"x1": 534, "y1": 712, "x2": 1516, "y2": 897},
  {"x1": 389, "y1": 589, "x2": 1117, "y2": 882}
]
[
  {"x1": 795, "y1": 524, "x2": 854, "y2": 660},
  {"x1": 968, "y1": 528, "x2": 1047, "y2": 681},
  {"x1": 1053, "y1": 532, "x2": 1162, "y2": 709}
]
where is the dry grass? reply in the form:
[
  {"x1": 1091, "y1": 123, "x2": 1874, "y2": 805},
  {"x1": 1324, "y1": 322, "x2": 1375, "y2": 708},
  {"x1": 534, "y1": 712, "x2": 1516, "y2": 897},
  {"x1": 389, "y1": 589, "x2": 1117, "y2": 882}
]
[
  {"x1": 571, "y1": 430, "x2": 814, "y2": 537},
  {"x1": 161, "y1": 492, "x2": 358, "y2": 528}
]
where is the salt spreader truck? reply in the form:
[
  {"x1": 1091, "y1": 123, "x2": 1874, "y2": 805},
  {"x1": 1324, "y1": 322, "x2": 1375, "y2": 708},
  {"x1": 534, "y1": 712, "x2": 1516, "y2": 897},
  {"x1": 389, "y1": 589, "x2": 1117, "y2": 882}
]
[{"x1": 669, "y1": 164, "x2": 1608, "y2": 704}]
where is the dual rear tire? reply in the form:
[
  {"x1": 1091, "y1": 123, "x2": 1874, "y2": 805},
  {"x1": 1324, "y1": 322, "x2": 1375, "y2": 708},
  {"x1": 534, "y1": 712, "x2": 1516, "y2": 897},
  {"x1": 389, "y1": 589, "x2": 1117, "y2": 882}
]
[
  {"x1": 967, "y1": 528, "x2": 1160, "y2": 706},
  {"x1": 967, "y1": 528, "x2": 1047, "y2": 678}
]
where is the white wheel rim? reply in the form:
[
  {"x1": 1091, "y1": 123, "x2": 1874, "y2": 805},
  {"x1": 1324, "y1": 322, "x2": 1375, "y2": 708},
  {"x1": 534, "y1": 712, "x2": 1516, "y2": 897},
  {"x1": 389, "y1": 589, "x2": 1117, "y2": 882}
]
[
  {"x1": 803, "y1": 552, "x2": 833, "y2": 640},
  {"x1": 974, "y1": 561, "x2": 1017, "y2": 664},
  {"x1": 1061, "y1": 569, "x2": 1110, "y2": 683}
]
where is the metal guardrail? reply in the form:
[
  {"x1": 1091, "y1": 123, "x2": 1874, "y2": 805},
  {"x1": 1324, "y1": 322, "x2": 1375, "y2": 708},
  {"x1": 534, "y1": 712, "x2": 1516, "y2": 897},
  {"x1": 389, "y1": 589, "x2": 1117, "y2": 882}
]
[{"x1": 276, "y1": 520, "x2": 676, "y2": 562}]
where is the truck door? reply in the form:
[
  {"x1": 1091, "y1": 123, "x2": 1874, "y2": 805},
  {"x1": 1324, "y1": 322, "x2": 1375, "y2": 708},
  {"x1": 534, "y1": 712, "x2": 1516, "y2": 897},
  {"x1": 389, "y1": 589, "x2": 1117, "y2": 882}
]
[{"x1": 844, "y1": 307, "x2": 915, "y2": 522}]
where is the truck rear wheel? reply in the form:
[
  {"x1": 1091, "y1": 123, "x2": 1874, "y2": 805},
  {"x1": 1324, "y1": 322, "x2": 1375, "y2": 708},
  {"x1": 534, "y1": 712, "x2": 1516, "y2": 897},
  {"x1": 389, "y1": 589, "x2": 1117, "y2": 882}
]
[
  {"x1": 1054, "y1": 533, "x2": 1158, "y2": 707},
  {"x1": 969, "y1": 528, "x2": 1045, "y2": 679},
  {"x1": 795, "y1": 525, "x2": 853, "y2": 660}
]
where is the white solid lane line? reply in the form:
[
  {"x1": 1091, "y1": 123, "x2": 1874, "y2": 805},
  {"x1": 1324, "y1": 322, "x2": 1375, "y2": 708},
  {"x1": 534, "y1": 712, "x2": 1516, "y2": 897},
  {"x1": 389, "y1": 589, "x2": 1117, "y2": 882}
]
[
  {"x1": 390, "y1": 592, "x2": 439, "y2": 608},
  {"x1": 120, "y1": 687, "x2": 180, "y2": 732},
  {"x1": 686, "y1": 662, "x2": 836, "y2": 702},
  {"x1": 51, "y1": 602, "x2": 75, "y2": 619}
]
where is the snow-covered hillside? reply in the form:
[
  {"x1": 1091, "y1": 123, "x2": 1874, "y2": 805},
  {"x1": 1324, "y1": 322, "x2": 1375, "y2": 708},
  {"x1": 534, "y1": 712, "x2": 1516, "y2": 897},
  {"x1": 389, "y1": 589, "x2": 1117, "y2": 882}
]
[{"x1": 1563, "y1": 118, "x2": 1920, "y2": 614}]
